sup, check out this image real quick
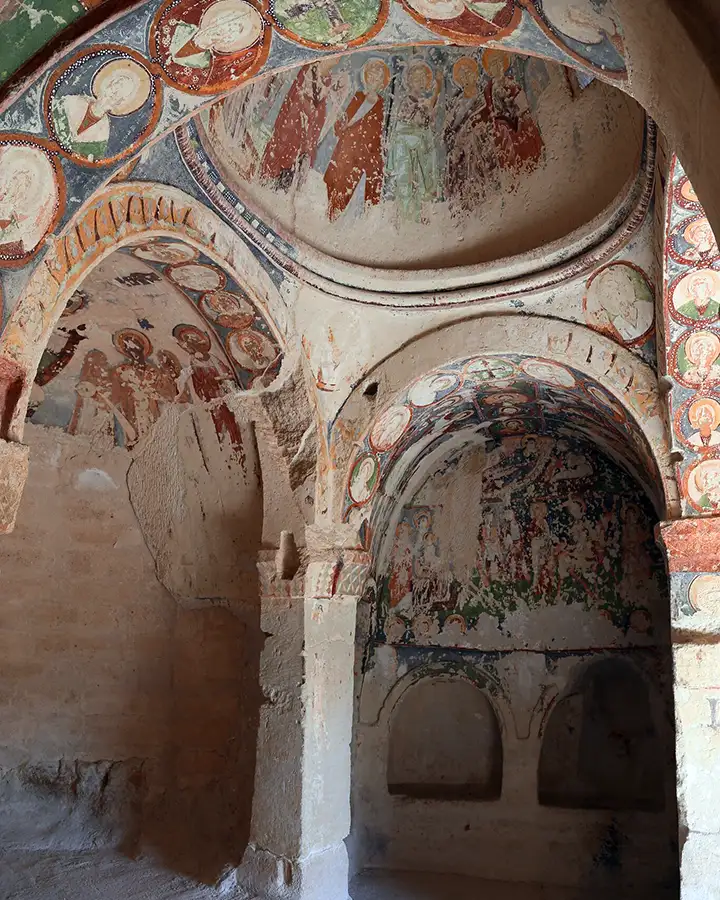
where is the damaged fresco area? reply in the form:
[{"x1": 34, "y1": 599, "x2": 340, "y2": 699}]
[
  {"x1": 27, "y1": 241, "x2": 282, "y2": 452},
  {"x1": 374, "y1": 434, "x2": 667, "y2": 648},
  {"x1": 187, "y1": 45, "x2": 642, "y2": 268}
]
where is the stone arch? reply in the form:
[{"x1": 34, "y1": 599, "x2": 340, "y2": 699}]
[
  {"x1": 328, "y1": 315, "x2": 678, "y2": 547},
  {"x1": 0, "y1": 181, "x2": 289, "y2": 443},
  {"x1": 0, "y1": 0, "x2": 719, "y2": 302}
]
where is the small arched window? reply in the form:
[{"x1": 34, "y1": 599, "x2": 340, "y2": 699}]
[
  {"x1": 538, "y1": 658, "x2": 664, "y2": 811},
  {"x1": 387, "y1": 677, "x2": 503, "y2": 801}
]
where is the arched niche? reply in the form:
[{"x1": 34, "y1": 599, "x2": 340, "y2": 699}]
[
  {"x1": 387, "y1": 676, "x2": 503, "y2": 801},
  {"x1": 538, "y1": 657, "x2": 665, "y2": 812},
  {"x1": 0, "y1": 182, "x2": 288, "y2": 444},
  {"x1": 329, "y1": 316, "x2": 677, "y2": 549}
]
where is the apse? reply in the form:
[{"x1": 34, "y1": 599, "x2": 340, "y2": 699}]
[{"x1": 349, "y1": 351, "x2": 677, "y2": 894}]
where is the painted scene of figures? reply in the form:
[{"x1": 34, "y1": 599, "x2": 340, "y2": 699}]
[
  {"x1": 28, "y1": 246, "x2": 279, "y2": 454},
  {"x1": 195, "y1": 44, "x2": 642, "y2": 268},
  {"x1": 377, "y1": 434, "x2": 666, "y2": 648}
]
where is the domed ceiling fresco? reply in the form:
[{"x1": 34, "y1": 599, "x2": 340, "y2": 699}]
[{"x1": 185, "y1": 46, "x2": 644, "y2": 270}]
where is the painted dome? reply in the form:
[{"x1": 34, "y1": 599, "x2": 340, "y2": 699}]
[{"x1": 188, "y1": 46, "x2": 645, "y2": 271}]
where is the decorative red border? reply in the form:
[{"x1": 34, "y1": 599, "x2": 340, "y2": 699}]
[
  {"x1": 668, "y1": 328, "x2": 720, "y2": 388},
  {"x1": 0, "y1": 132, "x2": 66, "y2": 269},
  {"x1": 264, "y1": 0, "x2": 389, "y2": 50},
  {"x1": 396, "y1": 0, "x2": 521, "y2": 47},
  {"x1": 347, "y1": 451, "x2": 380, "y2": 506},
  {"x1": 150, "y1": 0, "x2": 271, "y2": 95},
  {"x1": 44, "y1": 44, "x2": 163, "y2": 169},
  {"x1": 683, "y1": 454, "x2": 720, "y2": 514},
  {"x1": 583, "y1": 260, "x2": 655, "y2": 348},
  {"x1": 521, "y1": 0, "x2": 626, "y2": 81}
]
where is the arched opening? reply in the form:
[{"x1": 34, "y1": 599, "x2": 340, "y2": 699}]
[
  {"x1": 346, "y1": 343, "x2": 678, "y2": 898},
  {"x1": 387, "y1": 676, "x2": 503, "y2": 801},
  {"x1": 538, "y1": 658, "x2": 665, "y2": 812},
  {"x1": 0, "y1": 236, "x2": 281, "y2": 884}
]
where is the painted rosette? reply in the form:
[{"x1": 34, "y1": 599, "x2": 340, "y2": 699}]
[
  {"x1": 668, "y1": 215, "x2": 720, "y2": 267},
  {"x1": 348, "y1": 452, "x2": 380, "y2": 505},
  {"x1": 369, "y1": 403, "x2": 412, "y2": 452},
  {"x1": 150, "y1": 0, "x2": 270, "y2": 94},
  {"x1": 525, "y1": 0, "x2": 626, "y2": 78},
  {"x1": 674, "y1": 175, "x2": 702, "y2": 212},
  {"x1": 264, "y1": 0, "x2": 388, "y2": 50},
  {"x1": 165, "y1": 261, "x2": 227, "y2": 292},
  {"x1": 667, "y1": 267, "x2": 720, "y2": 328},
  {"x1": 584, "y1": 262, "x2": 654, "y2": 348},
  {"x1": 408, "y1": 372, "x2": 460, "y2": 407},
  {"x1": 0, "y1": 134, "x2": 65, "y2": 267},
  {"x1": 675, "y1": 395, "x2": 720, "y2": 452},
  {"x1": 520, "y1": 358, "x2": 575, "y2": 388},
  {"x1": 684, "y1": 455, "x2": 720, "y2": 513},
  {"x1": 397, "y1": 0, "x2": 520, "y2": 46},
  {"x1": 45, "y1": 46, "x2": 162, "y2": 167}
]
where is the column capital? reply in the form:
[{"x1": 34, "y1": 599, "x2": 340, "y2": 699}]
[
  {"x1": 657, "y1": 517, "x2": 720, "y2": 573},
  {"x1": 0, "y1": 439, "x2": 29, "y2": 534},
  {"x1": 305, "y1": 522, "x2": 364, "y2": 557}
]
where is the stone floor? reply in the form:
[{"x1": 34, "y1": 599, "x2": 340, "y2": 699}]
[{"x1": 0, "y1": 853, "x2": 668, "y2": 900}]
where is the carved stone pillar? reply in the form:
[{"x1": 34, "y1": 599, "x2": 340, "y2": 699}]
[
  {"x1": 237, "y1": 524, "x2": 368, "y2": 900},
  {"x1": 0, "y1": 439, "x2": 29, "y2": 534},
  {"x1": 658, "y1": 519, "x2": 720, "y2": 900}
]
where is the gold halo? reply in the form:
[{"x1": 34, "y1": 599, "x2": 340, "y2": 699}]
[
  {"x1": 91, "y1": 58, "x2": 152, "y2": 116},
  {"x1": 688, "y1": 397, "x2": 720, "y2": 430},
  {"x1": 198, "y1": 0, "x2": 264, "y2": 53}
]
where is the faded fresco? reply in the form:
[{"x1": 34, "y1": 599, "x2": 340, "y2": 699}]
[
  {"x1": 201, "y1": 47, "x2": 544, "y2": 223},
  {"x1": 192, "y1": 46, "x2": 642, "y2": 268},
  {"x1": 664, "y1": 158, "x2": 720, "y2": 515},
  {"x1": 343, "y1": 354, "x2": 659, "y2": 523},
  {"x1": 375, "y1": 434, "x2": 665, "y2": 647},
  {"x1": 29, "y1": 242, "x2": 281, "y2": 451}
]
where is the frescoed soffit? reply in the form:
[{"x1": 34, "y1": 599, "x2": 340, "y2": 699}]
[
  {"x1": 0, "y1": 1, "x2": 633, "y2": 312},
  {"x1": 341, "y1": 354, "x2": 662, "y2": 531},
  {"x1": 28, "y1": 241, "x2": 282, "y2": 451},
  {"x1": 184, "y1": 47, "x2": 645, "y2": 274}
]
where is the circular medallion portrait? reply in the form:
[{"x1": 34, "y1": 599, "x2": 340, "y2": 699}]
[
  {"x1": 265, "y1": 0, "x2": 388, "y2": 48},
  {"x1": 678, "y1": 396, "x2": 720, "y2": 450},
  {"x1": 151, "y1": 0, "x2": 269, "y2": 94},
  {"x1": 669, "y1": 268, "x2": 720, "y2": 326},
  {"x1": 348, "y1": 452, "x2": 379, "y2": 504},
  {"x1": 166, "y1": 262, "x2": 226, "y2": 292},
  {"x1": 527, "y1": 0, "x2": 626, "y2": 76},
  {"x1": 200, "y1": 289, "x2": 256, "y2": 328},
  {"x1": 408, "y1": 372, "x2": 460, "y2": 407},
  {"x1": 584, "y1": 262, "x2": 654, "y2": 346},
  {"x1": 675, "y1": 175, "x2": 701, "y2": 211},
  {"x1": 582, "y1": 383, "x2": 626, "y2": 423},
  {"x1": 46, "y1": 46, "x2": 162, "y2": 167},
  {"x1": 668, "y1": 215, "x2": 720, "y2": 267},
  {"x1": 0, "y1": 135, "x2": 65, "y2": 267},
  {"x1": 397, "y1": 0, "x2": 519, "y2": 45},
  {"x1": 370, "y1": 403, "x2": 412, "y2": 452},
  {"x1": 688, "y1": 574, "x2": 720, "y2": 616},
  {"x1": 226, "y1": 328, "x2": 278, "y2": 370},
  {"x1": 685, "y1": 457, "x2": 720, "y2": 513},
  {"x1": 132, "y1": 241, "x2": 199, "y2": 265},
  {"x1": 520, "y1": 358, "x2": 575, "y2": 388},
  {"x1": 464, "y1": 356, "x2": 518, "y2": 384}
]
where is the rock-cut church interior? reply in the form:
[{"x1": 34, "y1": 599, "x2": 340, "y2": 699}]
[{"x1": 1, "y1": 1, "x2": 720, "y2": 899}]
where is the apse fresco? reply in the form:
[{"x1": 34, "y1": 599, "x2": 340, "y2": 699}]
[
  {"x1": 342, "y1": 354, "x2": 659, "y2": 523},
  {"x1": 664, "y1": 158, "x2": 720, "y2": 514},
  {"x1": 189, "y1": 46, "x2": 641, "y2": 268},
  {"x1": 376, "y1": 434, "x2": 665, "y2": 645},
  {"x1": 29, "y1": 242, "x2": 282, "y2": 450}
]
